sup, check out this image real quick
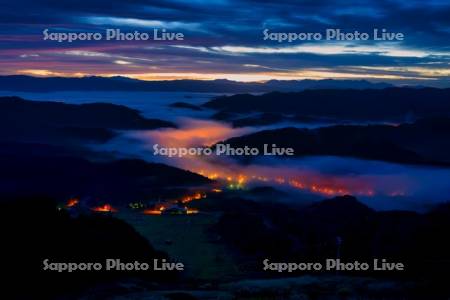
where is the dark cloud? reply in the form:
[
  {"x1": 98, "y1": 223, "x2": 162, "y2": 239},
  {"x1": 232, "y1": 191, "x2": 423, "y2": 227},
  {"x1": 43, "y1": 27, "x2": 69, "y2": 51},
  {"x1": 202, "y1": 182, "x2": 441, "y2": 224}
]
[{"x1": 0, "y1": 0, "x2": 449, "y2": 85}]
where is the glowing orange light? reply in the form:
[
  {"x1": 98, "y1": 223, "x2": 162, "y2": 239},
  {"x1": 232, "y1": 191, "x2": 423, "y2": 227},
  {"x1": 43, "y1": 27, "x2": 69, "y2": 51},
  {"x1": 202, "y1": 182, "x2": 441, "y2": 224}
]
[
  {"x1": 143, "y1": 209, "x2": 162, "y2": 215},
  {"x1": 92, "y1": 204, "x2": 117, "y2": 213},
  {"x1": 186, "y1": 208, "x2": 199, "y2": 214},
  {"x1": 181, "y1": 192, "x2": 206, "y2": 203},
  {"x1": 66, "y1": 198, "x2": 79, "y2": 208},
  {"x1": 237, "y1": 175, "x2": 246, "y2": 184},
  {"x1": 208, "y1": 173, "x2": 219, "y2": 179},
  {"x1": 192, "y1": 168, "x2": 375, "y2": 197},
  {"x1": 275, "y1": 177, "x2": 285, "y2": 184}
]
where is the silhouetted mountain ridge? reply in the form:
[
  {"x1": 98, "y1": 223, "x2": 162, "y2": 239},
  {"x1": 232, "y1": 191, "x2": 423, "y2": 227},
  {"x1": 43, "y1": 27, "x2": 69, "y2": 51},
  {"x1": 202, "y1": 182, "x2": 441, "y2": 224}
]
[
  {"x1": 0, "y1": 147, "x2": 210, "y2": 201},
  {"x1": 205, "y1": 88, "x2": 450, "y2": 122},
  {"x1": 0, "y1": 75, "x2": 394, "y2": 92},
  {"x1": 218, "y1": 117, "x2": 450, "y2": 165},
  {"x1": 0, "y1": 96, "x2": 175, "y2": 144}
]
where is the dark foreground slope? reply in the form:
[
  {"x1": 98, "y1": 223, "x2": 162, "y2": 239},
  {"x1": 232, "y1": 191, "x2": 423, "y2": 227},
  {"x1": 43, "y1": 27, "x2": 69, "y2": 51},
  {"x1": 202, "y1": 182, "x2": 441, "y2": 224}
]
[
  {"x1": 212, "y1": 195, "x2": 450, "y2": 298},
  {"x1": 1, "y1": 197, "x2": 173, "y2": 299}
]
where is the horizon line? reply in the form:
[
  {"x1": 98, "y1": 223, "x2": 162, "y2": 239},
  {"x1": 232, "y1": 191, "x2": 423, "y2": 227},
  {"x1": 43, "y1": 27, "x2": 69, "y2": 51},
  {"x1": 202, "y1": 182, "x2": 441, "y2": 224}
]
[{"x1": 0, "y1": 74, "x2": 398, "y2": 84}]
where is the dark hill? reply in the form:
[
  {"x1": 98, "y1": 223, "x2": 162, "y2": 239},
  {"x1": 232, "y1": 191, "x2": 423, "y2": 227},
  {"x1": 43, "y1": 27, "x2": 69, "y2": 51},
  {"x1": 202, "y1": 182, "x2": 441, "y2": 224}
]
[
  {"x1": 169, "y1": 101, "x2": 203, "y2": 111},
  {"x1": 0, "y1": 96, "x2": 175, "y2": 144},
  {"x1": 0, "y1": 149, "x2": 210, "y2": 202},
  {"x1": 218, "y1": 117, "x2": 450, "y2": 165},
  {"x1": 0, "y1": 197, "x2": 170, "y2": 298},
  {"x1": 204, "y1": 88, "x2": 450, "y2": 122}
]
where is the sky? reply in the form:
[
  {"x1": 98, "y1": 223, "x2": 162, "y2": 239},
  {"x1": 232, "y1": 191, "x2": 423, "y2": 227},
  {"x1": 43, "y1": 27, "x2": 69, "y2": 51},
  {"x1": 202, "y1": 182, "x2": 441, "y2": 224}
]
[{"x1": 0, "y1": 0, "x2": 449, "y2": 85}]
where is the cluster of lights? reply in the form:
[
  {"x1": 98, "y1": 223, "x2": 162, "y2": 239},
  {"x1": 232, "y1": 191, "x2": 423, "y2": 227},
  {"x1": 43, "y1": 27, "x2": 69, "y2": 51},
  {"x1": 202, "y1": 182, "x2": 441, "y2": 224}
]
[
  {"x1": 64, "y1": 198, "x2": 119, "y2": 213},
  {"x1": 92, "y1": 204, "x2": 118, "y2": 213},
  {"x1": 181, "y1": 192, "x2": 206, "y2": 203},
  {"x1": 143, "y1": 205, "x2": 199, "y2": 215},
  {"x1": 196, "y1": 169, "x2": 378, "y2": 196},
  {"x1": 143, "y1": 191, "x2": 205, "y2": 216},
  {"x1": 64, "y1": 190, "x2": 205, "y2": 216},
  {"x1": 129, "y1": 202, "x2": 145, "y2": 209}
]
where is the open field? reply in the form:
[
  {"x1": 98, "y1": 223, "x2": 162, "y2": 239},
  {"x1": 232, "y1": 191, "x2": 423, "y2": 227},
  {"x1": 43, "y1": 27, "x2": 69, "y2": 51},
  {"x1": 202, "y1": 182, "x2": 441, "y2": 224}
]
[{"x1": 117, "y1": 210, "x2": 239, "y2": 281}]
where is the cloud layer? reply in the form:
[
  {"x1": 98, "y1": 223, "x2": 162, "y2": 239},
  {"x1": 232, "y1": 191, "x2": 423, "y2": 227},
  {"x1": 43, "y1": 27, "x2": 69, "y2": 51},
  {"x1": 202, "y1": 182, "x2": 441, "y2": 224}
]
[{"x1": 1, "y1": 0, "x2": 449, "y2": 85}]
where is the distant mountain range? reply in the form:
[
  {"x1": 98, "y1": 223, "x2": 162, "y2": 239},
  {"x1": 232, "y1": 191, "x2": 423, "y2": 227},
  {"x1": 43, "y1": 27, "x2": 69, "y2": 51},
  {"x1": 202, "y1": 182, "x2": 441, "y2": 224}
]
[{"x1": 0, "y1": 75, "x2": 395, "y2": 92}]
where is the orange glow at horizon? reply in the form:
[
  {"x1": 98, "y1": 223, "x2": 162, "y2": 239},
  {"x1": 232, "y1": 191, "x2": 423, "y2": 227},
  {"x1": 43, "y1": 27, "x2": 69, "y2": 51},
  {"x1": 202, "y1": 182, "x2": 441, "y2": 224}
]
[{"x1": 12, "y1": 67, "x2": 438, "y2": 82}]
